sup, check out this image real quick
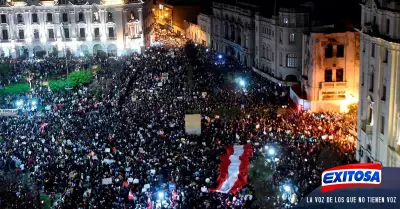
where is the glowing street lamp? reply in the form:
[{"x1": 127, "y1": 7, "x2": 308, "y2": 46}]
[
  {"x1": 16, "y1": 100, "x2": 23, "y2": 108},
  {"x1": 157, "y1": 191, "x2": 164, "y2": 199},
  {"x1": 283, "y1": 184, "x2": 292, "y2": 193},
  {"x1": 31, "y1": 99, "x2": 37, "y2": 107},
  {"x1": 268, "y1": 148, "x2": 275, "y2": 156},
  {"x1": 239, "y1": 80, "x2": 245, "y2": 87}
]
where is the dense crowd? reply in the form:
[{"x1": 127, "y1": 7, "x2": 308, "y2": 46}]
[{"x1": 0, "y1": 25, "x2": 356, "y2": 209}]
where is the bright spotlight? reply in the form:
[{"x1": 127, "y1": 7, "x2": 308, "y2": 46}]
[
  {"x1": 239, "y1": 80, "x2": 245, "y2": 87},
  {"x1": 195, "y1": 43, "x2": 198, "y2": 47},
  {"x1": 284, "y1": 185, "x2": 291, "y2": 193},
  {"x1": 158, "y1": 192, "x2": 164, "y2": 199},
  {"x1": 206, "y1": 49, "x2": 209, "y2": 52},
  {"x1": 218, "y1": 54, "x2": 222, "y2": 59},
  {"x1": 268, "y1": 148, "x2": 275, "y2": 156},
  {"x1": 31, "y1": 100, "x2": 37, "y2": 106},
  {"x1": 16, "y1": 100, "x2": 23, "y2": 107}
]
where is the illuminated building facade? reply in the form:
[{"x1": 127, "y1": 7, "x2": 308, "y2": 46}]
[
  {"x1": 0, "y1": 0, "x2": 152, "y2": 58},
  {"x1": 153, "y1": 0, "x2": 201, "y2": 35},
  {"x1": 184, "y1": 13, "x2": 212, "y2": 47},
  {"x1": 357, "y1": 0, "x2": 400, "y2": 166},
  {"x1": 298, "y1": 30, "x2": 360, "y2": 112}
]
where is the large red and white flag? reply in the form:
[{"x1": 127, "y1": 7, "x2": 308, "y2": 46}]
[{"x1": 210, "y1": 144, "x2": 253, "y2": 194}]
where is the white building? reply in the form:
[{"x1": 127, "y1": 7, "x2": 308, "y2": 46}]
[
  {"x1": 357, "y1": 0, "x2": 400, "y2": 167},
  {"x1": 297, "y1": 29, "x2": 360, "y2": 113},
  {"x1": 211, "y1": 1, "x2": 255, "y2": 67},
  {"x1": 185, "y1": 13, "x2": 212, "y2": 47},
  {"x1": 0, "y1": 0, "x2": 152, "y2": 58},
  {"x1": 254, "y1": 6, "x2": 310, "y2": 82}
]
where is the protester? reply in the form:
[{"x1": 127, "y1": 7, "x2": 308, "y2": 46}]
[{"x1": 0, "y1": 24, "x2": 355, "y2": 209}]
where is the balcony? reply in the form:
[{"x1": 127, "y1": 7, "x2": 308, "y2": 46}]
[
  {"x1": 108, "y1": 36, "x2": 116, "y2": 40},
  {"x1": 360, "y1": 119, "x2": 373, "y2": 135},
  {"x1": 321, "y1": 81, "x2": 347, "y2": 89},
  {"x1": 77, "y1": 37, "x2": 86, "y2": 41}
]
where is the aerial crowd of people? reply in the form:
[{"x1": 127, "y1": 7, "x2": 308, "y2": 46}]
[{"x1": 0, "y1": 24, "x2": 356, "y2": 209}]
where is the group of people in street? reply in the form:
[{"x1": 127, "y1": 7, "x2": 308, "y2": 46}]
[{"x1": 0, "y1": 24, "x2": 356, "y2": 209}]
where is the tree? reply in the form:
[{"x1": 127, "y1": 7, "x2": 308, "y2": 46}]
[
  {"x1": 347, "y1": 103, "x2": 358, "y2": 116},
  {"x1": 66, "y1": 48, "x2": 72, "y2": 59},
  {"x1": 49, "y1": 47, "x2": 59, "y2": 58},
  {"x1": 248, "y1": 157, "x2": 277, "y2": 209}
]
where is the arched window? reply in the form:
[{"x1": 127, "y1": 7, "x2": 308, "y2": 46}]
[
  {"x1": 286, "y1": 53, "x2": 297, "y2": 68},
  {"x1": 267, "y1": 45, "x2": 271, "y2": 60},
  {"x1": 262, "y1": 44, "x2": 266, "y2": 58},
  {"x1": 283, "y1": 17, "x2": 289, "y2": 25},
  {"x1": 130, "y1": 11, "x2": 135, "y2": 20},
  {"x1": 107, "y1": 12, "x2": 113, "y2": 22}
]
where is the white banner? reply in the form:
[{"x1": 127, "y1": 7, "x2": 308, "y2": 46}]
[
  {"x1": 0, "y1": 109, "x2": 18, "y2": 117},
  {"x1": 102, "y1": 177, "x2": 113, "y2": 185},
  {"x1": 185, "y1": 114, "x2": 201, "y2": 135}
]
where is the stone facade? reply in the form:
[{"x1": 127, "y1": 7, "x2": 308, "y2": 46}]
[
  {"x1": 301, "y1": 31, "x2": 360, "y2": 113},
  {"x1": 211, "y1": 2, "x2": 255, "y2": 67},
  {"x1": 255, "y1": 8, "x2": 309, "y2": 82},
  {"x1": 0, "y1": 0, "x2": 150, "y2": 58},
  {"x1": 357, "y1": 0, "x2": 400, "y2": 167}
]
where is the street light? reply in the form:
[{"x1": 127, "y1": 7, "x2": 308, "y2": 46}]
[
  {"x1": 239, "y1": 80, "x2": 245, "y2": 87},
  {"x1": 16, "y1": 100, "x2": 23, "y2": 108},
  {"x1": 268, "y1": 148, "x2": 275, "y2": 156},
  {"x1": 283, "y1": 184, "x2": 291, "y2": 193},
  {"x1": 157, "y1": 192, "x2": 164, "y2": 199}
]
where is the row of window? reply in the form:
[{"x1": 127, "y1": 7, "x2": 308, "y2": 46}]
[
  {"x1": 362, "y1": 72, "x2": 386, "y2": 101},
  {"x1": 369, "y1": 43, "x2": 389, "y2": 63},
  {"x1": 258, "y1": 27, "x2": 296, "y2": 44},
  {"x1": 0, "y1": 27, "x2": 115, "y2": 41},
  {"x1": 325, "y1": 44, "x2": 344, "y2": 58},
  {"x1": 367, "y1": 14, "x2": 391, "y2": 35},
  {"x1": 0, "y1": 12, "x2": 114, "y2": 24},
  {"x1": 282, "y1": 17, "x2": 296, "y2": 26},
  {"x1": 258, "y1": 45, "x2": 298, "y2": 68},
  {"x1": 278, "y1": 31, "x2": 295, "y2": 44},
  {"x1": 324, "y1": 69, "x2": 344, "y2": 82}
]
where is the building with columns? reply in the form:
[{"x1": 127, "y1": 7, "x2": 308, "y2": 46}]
[
  {"x1": 0, "y1": 0, "x2": 152, "y2": 58},
  {"x1": 211, "y1": 1, "x2": 255, "y2": 67},
  {"x1": 356, "y1": 0, "x2": 400, "y2": 167}
]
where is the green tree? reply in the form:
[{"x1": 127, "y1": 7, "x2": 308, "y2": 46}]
[
  {"x1": 248, "y1": 157, "x2": 277, "y2": 209},
  {"x1": 0, "y1": 83, "x2": 30, "y2": 96},
  {"x1": 68, "y1": 70, "x2": 93, "y2": 87},
  {"x1": 49, "y1": 79, "x2": 68, "y2": 92},
  {"x1": 0, "y1": 63, "x2": 12, "y2": 83}
]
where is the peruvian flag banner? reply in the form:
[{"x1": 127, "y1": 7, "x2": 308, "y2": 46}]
[{"x1": 210, "y1": 144, "x2": 253, "y2": 194}]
